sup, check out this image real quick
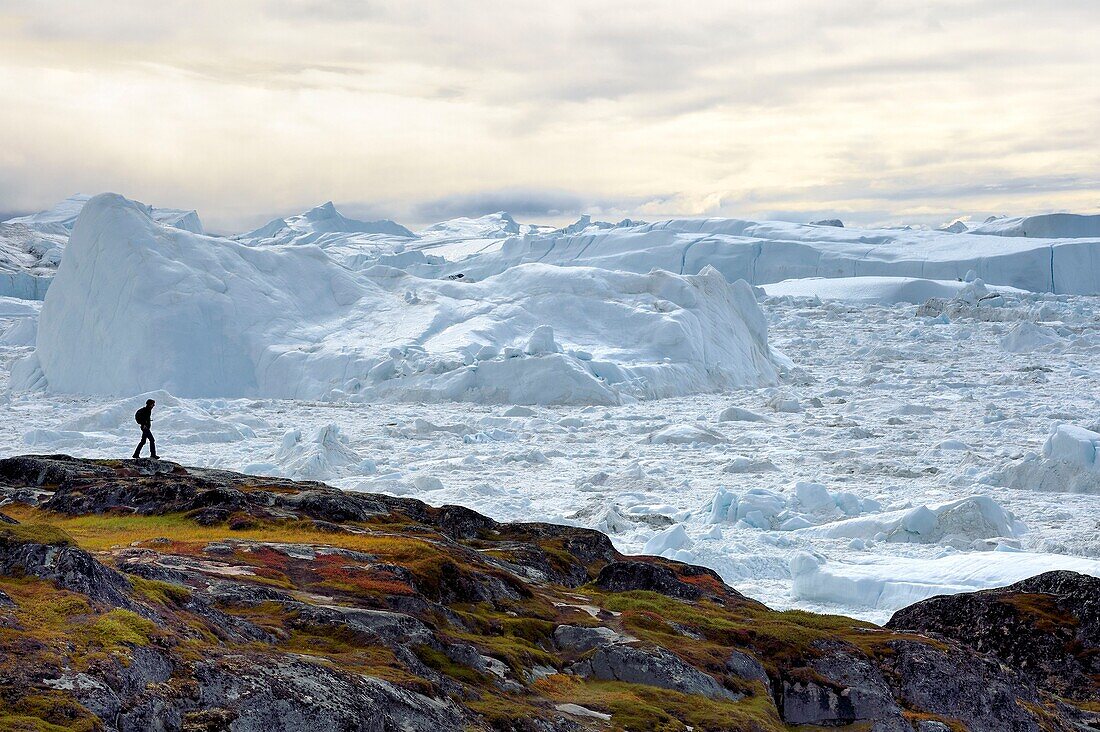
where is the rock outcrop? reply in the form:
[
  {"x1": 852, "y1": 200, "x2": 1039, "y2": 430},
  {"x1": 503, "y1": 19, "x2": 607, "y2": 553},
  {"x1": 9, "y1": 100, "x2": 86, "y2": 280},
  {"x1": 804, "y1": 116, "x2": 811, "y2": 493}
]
[
  {"x1": 887, "y1": 570, "x2": 1100, "y2": 706},
  {"x1": 0, "y1": 455, "x2": 1095, "y2": 731}
]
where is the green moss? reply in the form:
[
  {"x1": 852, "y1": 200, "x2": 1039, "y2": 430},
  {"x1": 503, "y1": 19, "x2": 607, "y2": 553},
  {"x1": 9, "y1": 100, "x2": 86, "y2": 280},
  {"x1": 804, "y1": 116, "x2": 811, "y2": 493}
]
[
  {"x1": 81, "y1": 609, "x2": 158, "y2": 649},
  {"x1": 413, "y1": 645, "x2": 489, "y2": 686},
  {"x1": 445, "y1": 602, "x2": 559, "y2": 673},
  {"x1": 499, "y1": 617, "x2": 555, "y2": 644},
  {"x1": 593, "y1": 589, "x2": 904, "y2": 673},
  {"x1": 128, "y1": 576, "x2": 192, "y2": 606},
  {"x1": 534, "y1": 676, "x2": 785, "y2": 732},
  {"x1": 466, "y1": 694, "x2": 547, "y2": 729},
  {"x1": 0, "y1": 692, "x2": 99, "y2": 732},
  {"x1": 0, "y1": 523, "x2": 76, "y2": 547},
  {"x1": 0, "y1": 575, "x2": 94, "y2": 631}
]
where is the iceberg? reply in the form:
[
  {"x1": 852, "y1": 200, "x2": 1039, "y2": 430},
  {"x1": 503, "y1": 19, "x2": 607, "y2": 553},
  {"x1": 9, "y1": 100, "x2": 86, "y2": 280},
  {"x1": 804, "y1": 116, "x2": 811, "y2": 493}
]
[{"x1": 15, "y1": 194, "x2": 779, "y2": 404}]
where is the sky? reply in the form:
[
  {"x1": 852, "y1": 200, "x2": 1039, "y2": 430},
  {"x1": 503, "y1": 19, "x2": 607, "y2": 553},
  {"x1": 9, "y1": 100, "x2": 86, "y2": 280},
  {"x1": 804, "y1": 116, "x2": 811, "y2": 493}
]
[{"x1": 1, "y1": 0, "x2": 1098, "y2": 232}]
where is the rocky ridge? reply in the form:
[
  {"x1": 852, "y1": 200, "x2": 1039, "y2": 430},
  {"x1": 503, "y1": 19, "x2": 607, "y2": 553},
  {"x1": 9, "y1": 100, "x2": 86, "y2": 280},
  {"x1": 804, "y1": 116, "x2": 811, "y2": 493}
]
[{"x1": 0, "y1": 454, "x2": 1095, "y2": 731}]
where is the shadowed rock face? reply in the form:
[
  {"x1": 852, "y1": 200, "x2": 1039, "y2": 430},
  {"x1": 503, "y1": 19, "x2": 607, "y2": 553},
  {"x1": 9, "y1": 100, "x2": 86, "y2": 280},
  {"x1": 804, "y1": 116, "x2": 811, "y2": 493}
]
[
  {"x1": 887, "y1": 570, "x2": 1100, "y2": 704},
  {"x1": 0, "y1": 455, "x2": 1096, "y2": 732}
]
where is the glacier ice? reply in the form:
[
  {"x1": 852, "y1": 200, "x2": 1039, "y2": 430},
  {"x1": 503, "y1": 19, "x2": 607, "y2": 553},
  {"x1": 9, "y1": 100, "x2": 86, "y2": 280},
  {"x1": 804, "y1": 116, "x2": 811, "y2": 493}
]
[{"x1": 16, "y1": 194, "x2": 779, "y2": 404}]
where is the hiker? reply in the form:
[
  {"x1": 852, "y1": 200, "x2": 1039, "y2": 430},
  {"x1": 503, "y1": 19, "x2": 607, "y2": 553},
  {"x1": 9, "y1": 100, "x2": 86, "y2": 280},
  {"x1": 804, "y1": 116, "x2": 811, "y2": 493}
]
[{"x1": 133, "y1": 399, "x2": 158, "y2": 459}]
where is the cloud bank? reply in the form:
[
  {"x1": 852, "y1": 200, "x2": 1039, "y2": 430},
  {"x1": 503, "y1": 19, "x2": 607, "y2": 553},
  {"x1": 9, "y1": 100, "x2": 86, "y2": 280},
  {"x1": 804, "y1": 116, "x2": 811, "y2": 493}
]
[{"x1": 1, "y1": 0, "x2": 1098, "y2": 230}]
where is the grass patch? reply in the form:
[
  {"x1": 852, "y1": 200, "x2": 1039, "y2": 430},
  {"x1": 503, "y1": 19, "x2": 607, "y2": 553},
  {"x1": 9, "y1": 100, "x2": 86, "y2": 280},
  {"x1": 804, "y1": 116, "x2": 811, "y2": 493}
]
[
  {"x1": 0, "y1": 506, "x2": 427, "y2": 555},
  {"x1": 413, "y1": 645, "x2": 488, "y2": 686},
  {"x1": 0, "y1": 506, "x2": 497, "y2": 600},
  {"x1": 534, "y1": 675, "x2": 785, "y2": 732},
  {"x1": 0, "y1": 692, "x2": 99, "y2": 732},
  {"x1": 81, "y1": 609, "x2": 159, "y2": 649},
  {"x1": 998, "y1": 593, "x2": 1079, "y2": 633},
  {"x1": 447, "y1": 601, "x2": 559, "y2": 673},
  {"x1": 593, "y1": 589, "x2": 914, "y2": 672},
  {"x1": 0, "y1": 522, "x2": 75, "y2": 547},
  {"x1": 128, "y1": 575, "x2": 192, "y2": 606},
  {"x1": 466, "y1": 694, "x2": 548, "y2": 729}
]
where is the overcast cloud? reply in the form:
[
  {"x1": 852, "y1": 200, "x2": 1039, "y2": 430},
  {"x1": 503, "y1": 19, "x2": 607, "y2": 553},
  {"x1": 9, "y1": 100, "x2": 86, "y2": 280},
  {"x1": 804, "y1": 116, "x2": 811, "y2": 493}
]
[{"x1": 1, "y1": 0, "x2": 1097, "y2": 230}]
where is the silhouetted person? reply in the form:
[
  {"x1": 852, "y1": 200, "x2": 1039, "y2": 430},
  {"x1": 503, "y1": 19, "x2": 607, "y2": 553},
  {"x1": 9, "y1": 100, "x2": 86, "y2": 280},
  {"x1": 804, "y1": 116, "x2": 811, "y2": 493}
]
[{"x1": 133, "y1": 399, "x2": 158, "y2": 459}]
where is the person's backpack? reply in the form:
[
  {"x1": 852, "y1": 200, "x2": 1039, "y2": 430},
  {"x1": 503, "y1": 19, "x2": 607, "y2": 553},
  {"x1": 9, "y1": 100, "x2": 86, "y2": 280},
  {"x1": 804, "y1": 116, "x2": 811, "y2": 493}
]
[{"x1": 134, "y1": 409, "x2": 143, "y2": 425}]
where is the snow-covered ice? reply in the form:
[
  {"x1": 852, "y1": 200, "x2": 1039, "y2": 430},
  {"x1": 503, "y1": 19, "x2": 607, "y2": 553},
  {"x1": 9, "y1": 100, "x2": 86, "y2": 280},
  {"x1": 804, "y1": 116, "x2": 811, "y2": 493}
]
[
  {"x1": 237, "y1": 201, "x2": 414, "y2": 244},
  {"x1": 442, "y1": 216, "x2": 1100, "y2": 295},
  {"x1": 1, "y1": 192, "x2": 1099, "y2": 624},
  {"x1": 790, "y1": 550, "x2": 1100, "y2": 613},
  {"x1": 988, "y1": 423, "x2": 1100, "y2": 494},
  {"x1": 761, "y1": 276, "x2": 1028, "y2": 305},
  {"x1": 967, "y1": 212, "x2": 1100, "y2": 239},
  {"x1": 0, "y1": 193, "x2": 203, "y2": 299},
  {"x1": 14, "y1": 194, "x2": 778, "y2": 403}
]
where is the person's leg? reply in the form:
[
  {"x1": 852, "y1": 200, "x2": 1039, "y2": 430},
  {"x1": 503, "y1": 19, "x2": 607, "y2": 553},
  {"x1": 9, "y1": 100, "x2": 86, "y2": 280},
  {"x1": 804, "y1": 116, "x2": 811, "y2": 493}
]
[
  {"x1": 148, "y1": 429, "x2": 157, "y2": 459},
  {"x1": 134, "y1": 429, "x2": 147, "y2": 458}
]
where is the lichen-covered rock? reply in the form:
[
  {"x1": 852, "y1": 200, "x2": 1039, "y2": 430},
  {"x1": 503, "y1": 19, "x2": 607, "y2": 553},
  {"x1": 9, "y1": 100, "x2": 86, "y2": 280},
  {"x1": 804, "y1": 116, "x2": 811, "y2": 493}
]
[
  {"x1": 570, "y1": 644, "x2": 740, "y2": 701},
  {"x1": 191, "y1": 655, "x2": 469, "y2": 732},
  {"x1": 552, "y1": 624, "x2": 631, "y2": 652},
  {"x1": 44, "y1": 646, "x2": 176, "y2": 728},
  {"x1": 724, "y1": 650, "x2": 770, "y2": 691},
  {"x1": 881, "y1": 639, "x2": 1043, "y2": 732},
  {"x1": 288, "y1": 604, "x2": 436, "y2": 648},
  {"x1": 781, "y1": 649, "x2": 907, "y2": 731},
  {"x1": 887, "y1": 570, "x2": 1100, "y2": 703},
  {"x1": 0, "y1": 532, "x2": 136, "y2": 609},
  {"x1": 916, "y1": 722, "x2": 952, "y2": 732},
  {"x1": 593, "y1": 559, "x2": 752, "y2": 604}
]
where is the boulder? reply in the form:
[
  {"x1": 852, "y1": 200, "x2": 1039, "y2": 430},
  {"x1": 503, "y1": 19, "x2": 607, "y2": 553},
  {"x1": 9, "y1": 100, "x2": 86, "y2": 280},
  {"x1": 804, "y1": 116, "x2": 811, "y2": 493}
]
[
  {"x1": 725, "y1": 650, "x2": 770, "y2": 691},
  {"x1": 552, "y1": 625, "x2": 631, "y2": 653},
  {"x1": 0, "y1": 531, "x2": 136, "y2": 610},
  {"x1": 594, "y1": 559, "x2": 730, "y2": 598},
  {"x1": 571, "y1": 644, "x2": 740, "y2": 701},
  {"x1": 781, "y1": 650, "x2": 907, "y2": 730}
]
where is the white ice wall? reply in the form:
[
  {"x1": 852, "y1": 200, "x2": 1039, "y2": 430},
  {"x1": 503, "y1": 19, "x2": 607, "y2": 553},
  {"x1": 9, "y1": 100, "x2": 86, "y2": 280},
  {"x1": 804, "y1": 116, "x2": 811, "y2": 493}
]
[{"x1": 446, "y1": 219, "x2": 1100, "y2": 294}]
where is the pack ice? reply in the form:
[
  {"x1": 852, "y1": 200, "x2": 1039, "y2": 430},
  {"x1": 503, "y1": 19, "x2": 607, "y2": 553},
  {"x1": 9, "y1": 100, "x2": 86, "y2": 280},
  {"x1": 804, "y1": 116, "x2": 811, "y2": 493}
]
[{"x1": 13, "y1": 194, "x2": 778, "y2": 404}]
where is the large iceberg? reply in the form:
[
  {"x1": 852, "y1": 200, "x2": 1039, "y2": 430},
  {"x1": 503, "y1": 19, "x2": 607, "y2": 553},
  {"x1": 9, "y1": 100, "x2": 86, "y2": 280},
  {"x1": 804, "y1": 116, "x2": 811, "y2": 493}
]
[
  {"x1": 9, "y1": 194, "x2": 1100, "y2": 297},
  {"x1": 1, "y1": 194, "x2": 204, "y2": 299},
  {"x1": 443, "y1": 217, "x2": 1100, "y2": 295},
  {"x1": 5, "y1": 193, "x2": 204, "y2": 235},
  {"x1": 791, "y1": 550, "x2": 1100, "y2": 620},
  {"x1": 237, "y1": 201, "x2": 414, "y2": 244},
  {"x1": 967, "y1": 213, "x2": 1100, "y2": 238},
  {"x1": 14, "y1": 194, "x2": 779, "y2": 404}
]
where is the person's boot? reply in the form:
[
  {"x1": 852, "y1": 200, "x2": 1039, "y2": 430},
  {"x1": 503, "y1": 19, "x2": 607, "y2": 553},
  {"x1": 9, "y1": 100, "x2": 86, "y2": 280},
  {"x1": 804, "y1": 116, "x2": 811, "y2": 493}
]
[
  {"x1": 150, "y1": 453, "x2": 159, "y2": 460},
  {"x1": 133, "y1": 451, "x2": 141, "y2": 460}
]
